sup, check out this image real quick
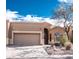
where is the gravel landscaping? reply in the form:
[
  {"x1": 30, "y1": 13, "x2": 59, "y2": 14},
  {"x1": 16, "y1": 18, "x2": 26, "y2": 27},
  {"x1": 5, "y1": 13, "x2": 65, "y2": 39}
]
[
  {"x1": 6, "y1": 45, "x2": 73, "y2": 59},
  {"x1": 44, "y1": 45, "x2": 73, "y2": 55}
]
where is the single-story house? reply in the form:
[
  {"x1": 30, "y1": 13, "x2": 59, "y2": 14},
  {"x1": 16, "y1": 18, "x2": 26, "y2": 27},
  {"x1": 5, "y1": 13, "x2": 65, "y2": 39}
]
[
  {"x1": 6, "y1": 20, "x2": 52, "y2": 46},
  {"x1": 6, "y1": 20, "x2": 72, "y2": 46}
]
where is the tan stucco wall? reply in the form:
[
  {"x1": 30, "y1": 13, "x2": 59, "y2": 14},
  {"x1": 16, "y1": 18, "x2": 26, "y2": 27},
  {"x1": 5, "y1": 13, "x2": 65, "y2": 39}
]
[
  {"x1": 7, "y1": 21, "x2": 51, "y2": 45},
  {"x1": 6, "y1": 20, "x2": 9, "y2": 37},
  {"x1": 6, "y1": 20, "x2": 9, "y2": 45},
  {"x1": 49, "y1": 27, "x2": 65, "y2": 43},
  {"x1": 68, "y1": 27, "x2": 73, "y2": 42}
]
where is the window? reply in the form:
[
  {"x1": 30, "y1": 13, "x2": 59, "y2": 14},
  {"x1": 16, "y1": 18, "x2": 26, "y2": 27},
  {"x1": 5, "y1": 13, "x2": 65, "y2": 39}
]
[{"x1": 54, "y1": 32, "x2": 62, "y2": 43}]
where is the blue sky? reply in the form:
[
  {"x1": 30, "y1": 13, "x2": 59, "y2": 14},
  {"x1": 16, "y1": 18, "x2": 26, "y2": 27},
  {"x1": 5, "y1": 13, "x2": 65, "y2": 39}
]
[
  {"x1": 6, "y1": 0, "x2": 72, "y2": 24},
  {"x1": 6, "y1": 0, "x2": 60, "y2": 17}
]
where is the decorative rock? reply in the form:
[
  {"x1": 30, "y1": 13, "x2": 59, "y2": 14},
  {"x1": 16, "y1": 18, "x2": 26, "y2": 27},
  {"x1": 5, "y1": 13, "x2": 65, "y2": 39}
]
[{"x1": 64, "y1": 41, "x2": 72, "y2": 50}]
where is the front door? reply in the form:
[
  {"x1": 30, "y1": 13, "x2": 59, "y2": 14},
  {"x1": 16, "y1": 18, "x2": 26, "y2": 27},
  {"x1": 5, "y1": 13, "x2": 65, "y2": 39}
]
[{"x1": 44, "y1": 28, "x2": 48, "y2": 44}]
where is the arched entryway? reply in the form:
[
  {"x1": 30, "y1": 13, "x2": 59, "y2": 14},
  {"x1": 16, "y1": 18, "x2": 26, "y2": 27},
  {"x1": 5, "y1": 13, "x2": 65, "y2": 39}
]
[{"x1": 44, "y1": 28, "x2": 48, "y2": 44}]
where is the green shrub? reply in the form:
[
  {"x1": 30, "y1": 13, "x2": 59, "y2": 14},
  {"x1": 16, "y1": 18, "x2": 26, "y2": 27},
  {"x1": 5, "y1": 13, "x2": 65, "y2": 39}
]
[{"x1": 60, "y1": 32, "x2": 69, "y2": 46}]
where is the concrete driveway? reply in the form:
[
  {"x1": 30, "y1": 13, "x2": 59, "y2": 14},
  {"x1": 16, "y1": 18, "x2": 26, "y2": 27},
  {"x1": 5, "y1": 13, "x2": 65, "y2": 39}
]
[{"x1": 6, "y1": 45, "x2": 73, "y2": 59}]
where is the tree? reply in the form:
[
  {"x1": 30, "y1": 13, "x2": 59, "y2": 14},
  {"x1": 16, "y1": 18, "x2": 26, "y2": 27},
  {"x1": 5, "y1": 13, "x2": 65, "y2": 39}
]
[{"x1": 52, "y1": 3, "x2": 73, "y2": 41}]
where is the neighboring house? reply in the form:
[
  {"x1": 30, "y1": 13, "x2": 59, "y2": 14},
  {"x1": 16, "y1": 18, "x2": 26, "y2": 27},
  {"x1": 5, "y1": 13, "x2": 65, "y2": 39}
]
[{"x1": 6, "y1": 20, "x2": 73, "y2": 46}]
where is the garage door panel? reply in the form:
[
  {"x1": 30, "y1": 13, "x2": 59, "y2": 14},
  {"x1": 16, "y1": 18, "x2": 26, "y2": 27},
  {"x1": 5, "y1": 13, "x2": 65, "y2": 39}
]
[{"x1": 14, "y1": 33, "x2": 40, "y2": 46}]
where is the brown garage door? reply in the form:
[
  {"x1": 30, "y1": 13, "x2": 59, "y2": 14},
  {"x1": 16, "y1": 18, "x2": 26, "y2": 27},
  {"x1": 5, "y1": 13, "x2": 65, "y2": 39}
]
[{"x1": 13, "y1": 33, "x2": 40, "y2": 46}]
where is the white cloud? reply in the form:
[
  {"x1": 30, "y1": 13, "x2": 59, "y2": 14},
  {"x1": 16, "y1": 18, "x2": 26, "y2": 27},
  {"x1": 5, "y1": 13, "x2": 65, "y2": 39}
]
[
  {"x1": 20, "y1": 15, "x2": 43, "y2": 22},
  {"x1": 6, "y1": 10, "x2": 42, "y2": 22},
  {"x1": 6, "y1": 9, "x2": 23, "y2": 21},
  {"x1": 6, "y1": 9, "x2": 72, "y2": 27},
  {"x1": 58, "y1": 0, "x2": 73, "y2": 3},
  {"x1": 58, "y1": 0, "x2": 67, "y2": 3}
]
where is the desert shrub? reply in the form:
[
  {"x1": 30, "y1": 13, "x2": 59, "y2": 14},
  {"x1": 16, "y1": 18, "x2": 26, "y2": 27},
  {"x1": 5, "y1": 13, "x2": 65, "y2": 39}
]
[{"x1": 60, "y1": 32, "x2": 69, "y2": 46}]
